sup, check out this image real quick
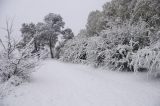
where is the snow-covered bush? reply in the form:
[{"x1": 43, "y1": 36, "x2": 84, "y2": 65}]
[
  {"x1": 131, "y1": 45, "x2": 160, "y2": 76},
  {"x1": 93, "y1": 50, "x2": 112, "y2": 68},
  {"x1": 86, "y1": 36, "x2": 108, "y2": 67},
  {"x1": 59, "y1": 35, "x2": 88, "y2": 64},
  {"x1": 0, "y1": 58, "x2": 36, "y2": 85},
  {"x1": 106, "y1": 45, "x2": 133, "y2": 71},
  {"x1": 0, "y1": 46, "x2": 38, "y2": 85},
  {"x1": 100, "y1": 20, "x2": 150, "y2": 49},
  {"x1": 131, "y1": 48, "x2": 153, "y2": 72},
  {"x1": 60, "y1": 34, "x2": 134, "y2": 71},
  {"x1": 59, "y1": 35, "x2": 109, "y2": 65}
]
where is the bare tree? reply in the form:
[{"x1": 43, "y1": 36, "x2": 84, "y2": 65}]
[
  {"x1": 0, "y1": 18, "x2": 37, "y2": 83},
  {"x1": 0, "y1": 18, "x2": 17, "y2": 59}
]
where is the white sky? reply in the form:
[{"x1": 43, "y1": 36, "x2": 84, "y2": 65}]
[{"x1": 0, "y1": 0, "x2": 110, "y2": 38}]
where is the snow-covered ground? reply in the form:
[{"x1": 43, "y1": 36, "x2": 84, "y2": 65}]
[{"x1": 1, "y1": 60, "x2": 160, "y2": 106}]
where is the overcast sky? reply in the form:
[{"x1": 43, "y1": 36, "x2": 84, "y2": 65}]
[{"x1": 0, "y1": 0, "x2": 110, "y2": 38}]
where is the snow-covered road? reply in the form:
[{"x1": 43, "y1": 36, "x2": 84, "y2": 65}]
[{"x1": 2, "y1": 60, "x2": 160, "y2": 106}]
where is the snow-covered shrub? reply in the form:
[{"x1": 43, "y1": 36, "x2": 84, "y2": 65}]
[
  {"x1": 131, "y1": 48, "x2": 154, "y2": 72},
  {"x1": 131, "y1": 45, "x2": 160, "y2": 76},
  {"x1": 36, "y1": 46, "x2": 50, "y2": 59},
  {"x1": 106, "y1": 45, "x2": 133, "y2": 71},
  {"x1": 93, "y1": 50, "x2": 110, "y2": 68},
  {"x1": 0, "y1": 49, "x2": 37, "y2": 85},
  {"x1": 100, "y1": 20, "x2": 150, "y2": 49},
  {"x1": 86, "y1": 36, "x2": 108, "y2": 67},
  {"x1": 59, "y1": 35, "x2": 88, "y2": 64},
  {"x1": 60, "y1": 35, "x2": 109, "y2": 65}
]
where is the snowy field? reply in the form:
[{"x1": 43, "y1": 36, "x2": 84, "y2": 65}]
[{"x1": 1, "y1": 60, "x2": 160, "y2": 106}]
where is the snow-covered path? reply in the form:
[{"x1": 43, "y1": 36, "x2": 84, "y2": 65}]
[{"x1": 2, "y1": 60, "x2": 160, "y2": 106}]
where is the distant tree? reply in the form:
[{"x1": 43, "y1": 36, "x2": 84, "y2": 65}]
[
  {"x1": 62, "y1": 28, "x2": 74, "y2": 40},
  {"x1": 102, "y1": 0, "x2": 135, "y2": 21},
  {"x1": 18, "y1": 23, "x2": 39, "y2": 53},
  {"x1": 132, "y1": 0, "x2": 160, "y2": 27},
  {"x1": 54, "y1": 28, "x2": 74, "y2": 59},
  {"x1": 39, "y1": 13, "x2": 65, "y2": 58},
  {"x1": 85, "y1": 0, "x2": 160, "y2": 42},
  {"x1": 77, "y1": 29, "x2": 89, "y2": 37},
  {"x1": 86, "y1": 10, "x2": 104, "y2": 36},
  {"x1": 18, "y1": 13, "x2": 70, "y2": 59},
  {"x1": 102, "y1": 2, "x2": 116, "y2": 19}
]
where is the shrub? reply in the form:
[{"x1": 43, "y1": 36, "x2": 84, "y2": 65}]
[
  {"x1": 105, "y1": 45, "x2": 133, "y2": 71},
  {"x1": 100, "y1": 20, "x2": 151, "y2": 48},
  {"x1": 0, "y1": 49, "x2": 37, "y2": 85},
  {"x1": 131, "y1": 44, "x2": 160, "y2": 76},
  {"x1": 59, "y1": 35, "x2": 88, "y2": 64},
  {"x1": 59, "y1": 36, "x2": 109, "y2": 65},
  {"x1": 131, "y1": 48, "x2": 154, "y2": 72},
  {"x1": 86, "y1": 36, "x2": 107, "y2": 65}
]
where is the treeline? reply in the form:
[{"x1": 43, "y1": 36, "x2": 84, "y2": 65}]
[{"x1": 60, "y1": 0, "x2": 160, "y2": 77}]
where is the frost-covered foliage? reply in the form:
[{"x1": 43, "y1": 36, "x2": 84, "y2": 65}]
[
  {"x1": 60, "y1": 33, "x2": 160, "y2": 76},
  {"x1": 105, "y1": 45, "x2": 133, "y2": 71},
  {"x1": 100, "y1": 20, "x2": 150, "y2": 48},
  {"x1": 59, "y1": 0, "x2": 160, "y2": 78},
  {"x1": 19, "y1": 13, "x2": 74, "y2": 59},
  {"x1": 0, "y1": 42, "x2": 38, "y2": 85},
  {"x1": 131, "y1": 44, "x2": 160, "y2": 76},
  {"x1": 86, "y1": 10, "x2": 104, "y2": 36},
  {"x1": 59, "y1": 35, "x2": 88, "y2": 64},
  {"x1": 107, "y1": 41, "x2": 160, "y2": 75},
  {"x1": 0, "y1": 56, "x2": 36, "y2": 85},
  {"x1": 60, "y1": 35, "x2": 111, "y2": 67},
  {"x1": 85, "y1": 36, "x2": 108, "y2": 66},
  {"x1": 85, "y1": 0, "x2": 160, "y2": 42},
  {"x1": 131, "y1": 48, "x2": 154, "y2": 72}
]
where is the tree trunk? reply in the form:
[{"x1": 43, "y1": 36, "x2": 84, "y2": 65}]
[
  {"x1": 49, "y1": 37, "x2": 54, "y2": 58},
  {"x1": 34, "y1": 39, "x2": 38, "y2": 52}
]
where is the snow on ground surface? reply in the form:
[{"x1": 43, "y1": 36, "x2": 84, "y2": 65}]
[{"x1": 1, "y1": 60, "x2": 160, "y2": 106}]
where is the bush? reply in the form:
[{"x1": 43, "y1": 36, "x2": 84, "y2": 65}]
[
  {"x1": 0, "y1": 51, "x2": 37, "y2": 85},
  {"x1": 86, "y1": 36, "x2": 108, "y2": 65},
  {"x1": 131, "y1": 45, "x2": 160, "y2": 76},
  {"x1": 105, "y1": 45, "x2": 133, "y2": 71},
  {"x1": 60, "y1": 35, "x2": 109, "y2": 66},
  {"x1": 131, "y1": 48, "x2": 153, "y2": 72},
  {"x1": 59, "y1": 35, "x2": 88, "y2": 64},
  {"x1": 100, "y1": 20, "x2": 150, "y2": 48},
  {"x1": 60, "y1": 35, "x2": 134, "y2": 71}
]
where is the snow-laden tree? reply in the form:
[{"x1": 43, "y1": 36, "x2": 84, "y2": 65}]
[
  {"x1": 77, "y1": 29, "x2": 89, "y2": 37},
  {"x1": 37, "y1": 13, "x2": 65, "y2": 58},
  {"x1": 132, "y1": 0, "x2": 160, "y2": 27},
  {"x1": 131, "y1": 45, "x2": 160, "y2": 77},
  {"x1": 18, "y1": 23, "x2": 39, "y2": 53},
  {"x1": 62, "y1": 28, "x2": 74, "y2": 40},
  {"x1": 0, "y1": 19, "x2": 37, "y2": 85},
  {"x1": 59, "y1": 35, "x2": 109, "y2": 66},
  {"x1": 59, "y1": 35, "x2": 88, "y2": 64},
  {"x1": 54, "y1": 28, "x2": 74, "y2": 59},
  {"x1": 100, "y1": 19, "x2": 150, "y2": 49},
  {"x1": 19, "y1": 13, "x2": 66, "y2": 59},
  {"x1": 86, "y1": 10, "x2": 104, "y2": 36}
]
